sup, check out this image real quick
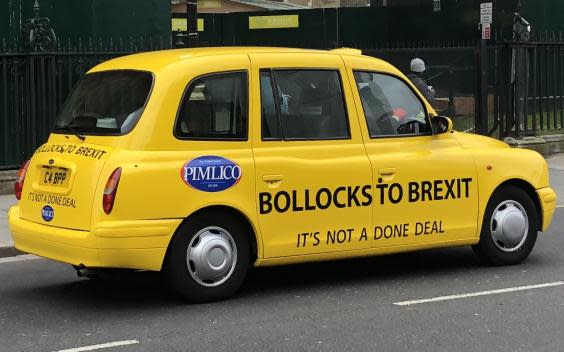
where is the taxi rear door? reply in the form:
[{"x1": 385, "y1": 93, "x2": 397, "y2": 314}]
[
  {"x1": 344, "y1": 56, "x2": 479, "y2": 249},
  {"x1": 250, "y1": 52, "x2": 373, "y2": 258}
]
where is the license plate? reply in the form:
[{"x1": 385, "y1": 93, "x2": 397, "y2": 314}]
[{"x1": 40, "y1": 168, "x2": 69, "y2": 187}]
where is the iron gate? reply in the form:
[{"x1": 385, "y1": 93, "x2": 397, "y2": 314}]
[{"x1": 493, "y1": 39, "x2": 564, "y2": 138}]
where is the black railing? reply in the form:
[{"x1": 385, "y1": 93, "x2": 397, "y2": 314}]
[
  {"x1": 364, "y1": 44, "x2": 476, "y2": 118},
  {"x1": 493, "y1": 36, "x2": 564, "y2": 138},
  {"x1": 0, "y1": 37, "x2": 170, "y2": 169}
]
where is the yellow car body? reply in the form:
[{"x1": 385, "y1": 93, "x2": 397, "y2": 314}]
[{"x1": 8, "y1": 47, "x2": 556, "y2": 277}]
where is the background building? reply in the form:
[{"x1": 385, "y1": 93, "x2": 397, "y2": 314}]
[
  {"x1": 171, "y1": 0, "x2": 309, "y2": 13},
  {"x1": 172, "y1": 0, "x2": 373, "y2": 13}
]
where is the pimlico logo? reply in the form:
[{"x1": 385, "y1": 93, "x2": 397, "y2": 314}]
[
  {"x1": 41, "y1": 205, "x2": 54, "y2": 222},
  {"x1": 181, "y1": 156, "x2": 242, "y2": 192}
]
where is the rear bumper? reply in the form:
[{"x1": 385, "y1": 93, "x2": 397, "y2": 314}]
[
  {"x1": 536, "y1": 187, "x2": 557, "y2": 232},
  {"x1": 8, "y1": 205, "x2": 181, "y2": 271}
]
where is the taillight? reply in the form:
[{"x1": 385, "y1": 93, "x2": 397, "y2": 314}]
[
  {"x1": 103, "y1": 168, "x2": 122, "y2": 214},
  {"x1": 15, "y1": 160, "x2": 30, "y2": 200}
]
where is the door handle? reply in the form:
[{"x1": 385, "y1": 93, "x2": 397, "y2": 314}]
[
  {"x1": 263, "y1": 174, "x2": 284, "y2": 182},
  {"x1": 378, "y1": 168, "x2": 396, "y2": 175}
]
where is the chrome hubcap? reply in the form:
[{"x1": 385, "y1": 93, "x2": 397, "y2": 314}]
[
  {"x1": 186, "y1": 226, "x2": 237, "y2": 287},
  {"x1": 490, "y1": 200, "x2": 529, "y2": 252}
]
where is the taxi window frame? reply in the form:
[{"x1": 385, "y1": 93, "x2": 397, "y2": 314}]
[
  {"x1": 259, "y1": 68, "x2": 352, "y2": 142},
  {"x1": 260, "y1": 69, "x2": 284, "y2": 141},
  {"x1": 51, "y1": 69, "x2": 155, "y2": 137},
  {"x1": 173, "y1": 70, "x2": 249, "y2": 142},
  {"x1": 352, "y1": 70, "x2": 433, "y2": 140}
]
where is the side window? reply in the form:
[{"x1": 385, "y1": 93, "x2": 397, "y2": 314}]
[
  {"x1": 175, "y1": 71, "x2": 247, "y2": 140},
  {"x1": 354, "y1": 71, "x2": 431, "y2": 138},
  {"x1": 260, "y1": 71, "x2": 282, "y2": 140},
  {"x1": 260, "y1": 69, "x2": 350, "y2": 140}
]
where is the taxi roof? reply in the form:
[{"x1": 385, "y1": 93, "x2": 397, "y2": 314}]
[{"x1": 90, "y1": 47, "x2": 395, "y2": 74}]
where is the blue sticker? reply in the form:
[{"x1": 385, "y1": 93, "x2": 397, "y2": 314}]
[
  {"x1": 181, "y1": 156, "x2": 242, "y2": 192},
  {"x1": 41, "y1": 205, "x2": 54, "y2": 222}
]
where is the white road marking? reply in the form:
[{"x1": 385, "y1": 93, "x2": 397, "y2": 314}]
[
  {"x1": 394, "y1": 281, "x2": 564, "y2": 306},
  {"x1": 0, "y1": 254, "x2": 40, "y2": 264},
  {"x1": 556, "y1": 204, "x2": 564, "y2": 208},
  {"x1": 53, "y1": 340, "x2": 139, "y2": 352}
]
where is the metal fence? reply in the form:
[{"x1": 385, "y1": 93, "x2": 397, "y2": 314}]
[
  {"x1": 493, "y1": 34, "x2": 564, "y2": 138},
  {"x1": 0, "y1": 37, "x2": 170, "y2": 169},
  {"x1": 364, "y1": 43, "x2": 477, "y2": 121}
]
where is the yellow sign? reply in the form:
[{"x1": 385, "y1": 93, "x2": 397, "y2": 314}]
[
  {"x1": 199, "y1": 0, "x2": 221, "y2": 8},
  {"x1": 248, "y1": 15, "x2": 299, "y2": 30},
  {"x1": 172, "y1": 18, "x2": 204, "y2": 32}
]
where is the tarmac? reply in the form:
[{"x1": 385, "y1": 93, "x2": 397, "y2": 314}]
[{"x1": 1, "y1": 153, "x2": 564, "y2": 256}]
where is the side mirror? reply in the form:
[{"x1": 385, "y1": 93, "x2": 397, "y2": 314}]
[{"x1": 431, "y1": 115, "x2": 453, "y2": 134}]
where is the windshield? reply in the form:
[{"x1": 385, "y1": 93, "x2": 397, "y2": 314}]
[{"x1": 53, "y1": 70, "x2": 153, "y2": 135}]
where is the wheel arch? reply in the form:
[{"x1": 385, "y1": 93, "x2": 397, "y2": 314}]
[
  {"x1": 164, "y1": 205, "x2": 260, "y2": 268},
  {"x1": 490, "y1": 178, "x2": 542, "y2": 231}
]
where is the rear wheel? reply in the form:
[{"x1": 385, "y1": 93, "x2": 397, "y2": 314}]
[
  {"x1": 164, "y1": 211, "x2": 250, "y2": 303},
  {"x1": 472, "y1": 185, "x2": 538, "y2": 265}
]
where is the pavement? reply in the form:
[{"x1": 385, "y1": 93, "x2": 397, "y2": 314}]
[
  {"x1": 0, "y1": 194, "x2": 18, "y2": 256},
  {"x1": 0, "y1": 169, "x2": 17, "y2": 196},
  {"x1": 546, "y1": 153, "x2": 564, "y2": 202}
]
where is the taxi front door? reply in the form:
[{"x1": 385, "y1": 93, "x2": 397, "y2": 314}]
[{"x1": 347, "y1": 64, "x2": 479, "y2": 249}]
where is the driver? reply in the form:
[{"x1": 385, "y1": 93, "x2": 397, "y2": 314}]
[{"x1": 358, "y1": 72, "x2": 401, "y2": 135}]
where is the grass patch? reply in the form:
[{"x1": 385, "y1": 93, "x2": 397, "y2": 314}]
[{"x1": 449, "y1": 110, "x2": 564, "y2": 137}]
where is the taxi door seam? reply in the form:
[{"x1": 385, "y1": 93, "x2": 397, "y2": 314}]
[
  {"x1": 340, "y1": 55, "x2": 375, "y2": 236},
  {"x1": 248, "y1": 52, "x2": 265, "y2": 259}
]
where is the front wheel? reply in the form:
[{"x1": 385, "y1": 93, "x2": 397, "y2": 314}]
[
  {"x1": 472, "y1": 185, "x2": 539, "y2": 265},
  {"x1": 164, "y1": 211, "x2": 250, "y2": 303}
]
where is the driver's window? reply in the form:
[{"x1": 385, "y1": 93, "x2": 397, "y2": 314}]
[{"x1": 354, "y1": 71, "x2": 430, "y2": 138}]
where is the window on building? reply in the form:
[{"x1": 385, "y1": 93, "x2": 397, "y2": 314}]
[
  {"x1": 175, "y1": 71, "x2": 248, "y2": 140},
  {"x1": 260, "y1": 69, "x2": 350, "y2": 140}
]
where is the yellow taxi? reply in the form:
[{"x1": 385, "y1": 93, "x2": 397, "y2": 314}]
[{"x1": 9, "y1": 47, "x2": 557, "y2": 302}]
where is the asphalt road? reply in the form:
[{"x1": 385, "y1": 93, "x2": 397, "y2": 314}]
[{"x1": 1, "y1": 210, "x2": 563, "y2": 352}]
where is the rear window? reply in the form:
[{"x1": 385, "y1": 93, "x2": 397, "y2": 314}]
[{"x1": 53, "y1": 70, "x2": 153, "y2": 135}]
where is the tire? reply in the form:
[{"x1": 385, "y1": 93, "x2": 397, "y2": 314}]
[
  {"x1": 472, "y1": 185, "x2": 539, "y2": 266},
  {"x1": 164, "y1": 210, "x2": 250, "y2": 303}
]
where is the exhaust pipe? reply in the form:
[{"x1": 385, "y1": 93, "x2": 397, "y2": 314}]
[{"x1": 74, "y1": 264, "x2": 99, "y2": 279}]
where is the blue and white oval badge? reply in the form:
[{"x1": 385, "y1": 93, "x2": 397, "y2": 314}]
[
  {"x1": 181, "y1": 156, "x2": 242, "y2": 192},
  {"x1": 41, "y1": 205, "x2": 54, "y2": 222}
]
